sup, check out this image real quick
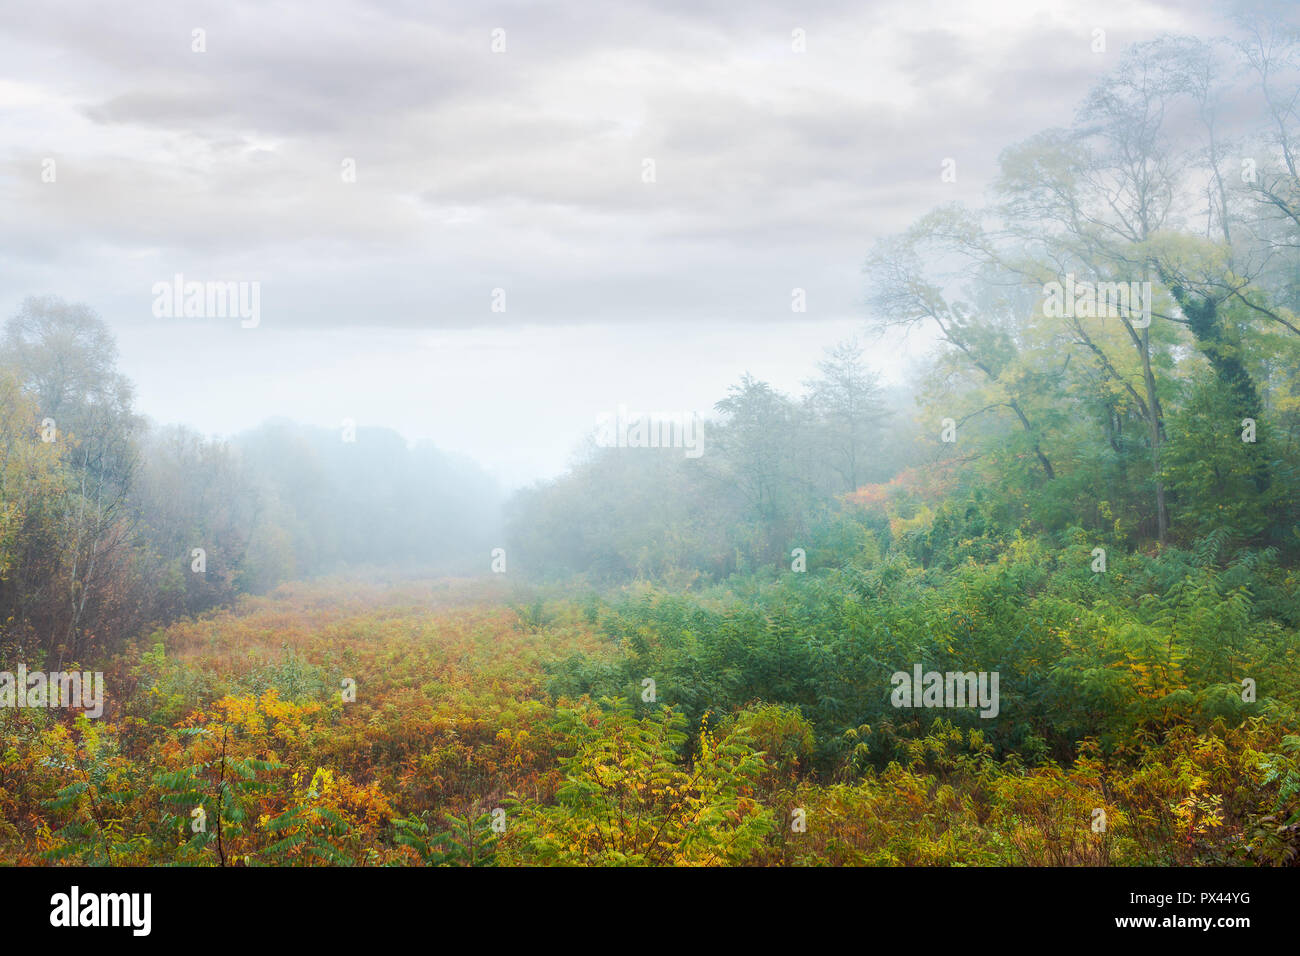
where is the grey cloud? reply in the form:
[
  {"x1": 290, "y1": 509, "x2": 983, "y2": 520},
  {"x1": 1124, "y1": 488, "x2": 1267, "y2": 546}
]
[{"x1": 0, "y1": 0, "x2": 1255, "y2": 335}]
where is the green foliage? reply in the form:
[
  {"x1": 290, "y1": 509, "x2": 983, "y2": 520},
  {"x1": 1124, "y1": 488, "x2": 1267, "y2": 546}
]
[
  {"x1": 501, "y1": 700, "x2": 773, "y2": 865},
  {"x1": 393, "y1": 811, "x2": 499, "y2": 866}
]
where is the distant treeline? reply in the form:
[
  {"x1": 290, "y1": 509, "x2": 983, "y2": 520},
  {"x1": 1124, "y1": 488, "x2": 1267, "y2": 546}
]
[
  {"x1": 505, "y1": 34, "x2": 1300, "y2": 586},
  {"x1": 505, "y1": 346, "x2": 918, "y2": 583},
  {"x1": 0, "y1": 296, "x2": 501, "y2": 666}
]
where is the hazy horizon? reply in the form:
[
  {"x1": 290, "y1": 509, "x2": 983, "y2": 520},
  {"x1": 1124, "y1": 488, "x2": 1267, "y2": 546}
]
[{"x1": 2, "y1": 0, "x2": 1228, "y2": 487}]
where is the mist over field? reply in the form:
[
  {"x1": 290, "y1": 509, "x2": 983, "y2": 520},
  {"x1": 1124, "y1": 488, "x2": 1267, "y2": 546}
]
[{"x1": 2, "y1": 0, "x2": 1300, "y2": 888}]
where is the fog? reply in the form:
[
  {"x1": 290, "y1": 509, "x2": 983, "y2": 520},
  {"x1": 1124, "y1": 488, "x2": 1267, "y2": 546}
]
[
  {"x1": 4, "y1": 0, "x2": 1300, "y2": 884},
  {"x1": 0, "y1": 0, "x2": 1220, "y2": 489}
]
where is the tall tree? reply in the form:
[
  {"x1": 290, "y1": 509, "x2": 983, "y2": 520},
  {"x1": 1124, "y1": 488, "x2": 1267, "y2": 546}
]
[{"x1": 804, "y1": 339, "x2": 887, "y2": 494}]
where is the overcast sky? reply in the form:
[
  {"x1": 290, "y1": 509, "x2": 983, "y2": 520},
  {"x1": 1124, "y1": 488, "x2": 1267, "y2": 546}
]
[{"x1": 0, "y1": 0, "x2": 1233, "y2": 488}]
